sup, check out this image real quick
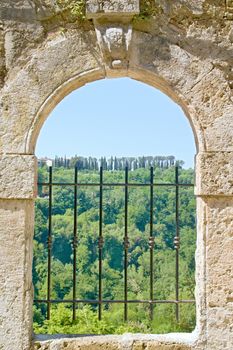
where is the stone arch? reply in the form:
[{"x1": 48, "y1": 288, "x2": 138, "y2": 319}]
[
  {"x1": 2, "y1": 26, "x2": 232, "y2": 157},
  {"x1": 0, "y1": 1, "x2": 233, "y2": 349},
  {"x1": 30, "y1": 68, "x2": 203, "y2": 347},
  {"x1": 0, "y1": 27, "x2": 232, "y2": 154},
  {"x1": 1, "y1": 20, "x2": 232, "y2": 156},
  {"x1": 26, "y1": 67, "x2": 202, "y2": 155}
]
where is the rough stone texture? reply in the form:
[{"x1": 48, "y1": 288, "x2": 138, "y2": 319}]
[
  {"x1": 0, "y1": 30, "x2": 103, "y2": 154},
  {"x1": 193, "y1": 198, "x2": 206, "y2": 347},
  {"x1": 0, "y1": 26, "x2": 5, "y2": 88},
  {"x1": 33, "y1": 334, "x2": 196, "y2": 350},
  {"x1": 86, "y1": 0, "x2": 140, "y2": 18},
  {"x1": 34, "y1": 336, "x2": 122, "y2": 350},
  {"x1": 195, "y1": 152, "x2": 233, "y2": 196},
  {"x1": 204, "y1": 197, "x2": 233, "y2": 349},
  {"x1": 0, "y1": 0, "x2": 233, "y2": 349},
  {"x1": 0, "y1": 200, "x2": 34, "y2": 350},
  {"x1": 0, "y1": 155, "x2": 37, "y2": 199}
]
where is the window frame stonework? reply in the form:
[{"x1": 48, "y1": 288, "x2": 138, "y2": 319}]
[{"x1": 0, "y1": 1, "x2": 233, "y2": 349}]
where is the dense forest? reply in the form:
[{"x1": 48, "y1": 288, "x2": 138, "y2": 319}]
[{"x1": 33, "y1": 162, "x2": 196, "y2": 335}]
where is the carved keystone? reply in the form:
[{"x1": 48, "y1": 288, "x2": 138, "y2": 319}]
[
  {"x1": 86, "y1": 0, "x2": 140, "y2": 74},
  {"x1": 95, "y1": 24, "x2": 133, "y2": 70}
]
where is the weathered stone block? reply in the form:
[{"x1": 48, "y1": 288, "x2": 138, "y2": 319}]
[
  {"x1": 0, "y1": 155, "x2": 36, "y2": 199},
  {"x1": 0, "y1": 199, "x2": 34, "y2": 350},
  {"x1": 195, "y1": 152, "x2": 233, "y2": 196},
  {"x1": 34, "y1": 336, "x2": 122, "y2": 350},
  {"x1": 0, "y1": 31, "x2": 104, "y2": 154},
  {"x1": 203, "y1": 197, "x2": 233, "y2": 349},
  {"x1": 133, "y1": 341, "x2": 192, "y2": 349},
  {"x1": 34, "y1": 336, "x2": 195, "y2": 350},
  {"x1": 86, "y1": 0, "x2": 140, "y2": 19}
]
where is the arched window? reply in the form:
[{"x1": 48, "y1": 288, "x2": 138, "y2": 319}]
[{"x1": 33, "y1": 78, "x2": 196, "y2": 335}]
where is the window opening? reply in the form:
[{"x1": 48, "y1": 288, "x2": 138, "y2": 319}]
[
  {"x1": 33, "y1": 79, "x2": 196, "y2": 335},
  {"x1": 34, "y1": 163, "x2": 195, "y2": 334}
]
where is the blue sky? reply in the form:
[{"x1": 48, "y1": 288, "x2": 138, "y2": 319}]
[{"x1": 36, "y1": 78, "x2": 196, "y2": 168}]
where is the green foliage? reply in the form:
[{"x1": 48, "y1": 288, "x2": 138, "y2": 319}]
[
  {"x1": 134, "y1": 0, "x2": 162, "y2": 21},
  {"x1": 33, "y1": 165, "x2": 196, "y2": 334},
  {"x1": 34, "y1": 303, "x2": 195, "y2": 335},
  {"x1": 33, "y1": 304, "x2": 152, "y2": 334},
  {"x1": 57, "y1": 0, "x2": 86, "y2": 21}
]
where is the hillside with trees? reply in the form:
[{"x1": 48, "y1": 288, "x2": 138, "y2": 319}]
[
  {"x1": 33, "y1": 161, "x2": 196, "y2": 334},
  {"x1": 39, "y1": 155, "x2": 184, "y2": 170}
]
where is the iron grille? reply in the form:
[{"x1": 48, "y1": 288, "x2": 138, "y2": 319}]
[{"x1": 34, "y1": 166, "x2": 195, "y2": 323}]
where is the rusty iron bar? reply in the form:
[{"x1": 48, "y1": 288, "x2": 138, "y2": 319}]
[
  {"x1": 35, "y1": 299, "x2": 195, "y2": 304},
  {"x1": 39, "y1": 182, "x2": 194, "y2": 188},
  {"x1": 46, "y1": 166, "x2": 53, "y2": 320},
  {"x1": 72, "y1": 167, "x2": 78, "y2": 320},
  {"x1": 98, "y1": 166, "x2": 103, "y2": 320},
  {"x1": 124, "y1": 166, "x2": 129, "y2": 321},
  {"x1": 175, "y1": 165, "x2": 180, "y2": 322},
  {"x1": 149, "y1": 167, "x2": 155, "y2": 321}
]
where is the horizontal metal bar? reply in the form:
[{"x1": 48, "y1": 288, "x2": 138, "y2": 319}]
[
  {"x1": 38, "y1": 182, "x2": 194, "y2": 187},
  {"x1": 34, "y1": 299, "x2": 195, "y2": 304}
]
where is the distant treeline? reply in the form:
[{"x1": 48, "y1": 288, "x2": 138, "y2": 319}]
[{"x1": 39, "y1": 156, "x2": 184, "y2": 170}]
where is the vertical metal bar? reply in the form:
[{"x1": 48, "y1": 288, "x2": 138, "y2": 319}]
[
  {"x1": 174, "y1": 166, "x2": 180, "y2": 322},
  {"x1": 72, "y1": 167, "x2": 78, "y2": 321},
  {"x1": 47, "y1": 166, "x2": 52, "y2": 320},
  {"x1": 124, "y1": 167, "x2": 129, "y2": 321},
  {"x1": 149, "y1": 167, "x2": 155, "y2": 320},
  {"x1": 98, "y1": 166, "x2": 103, "y2": 320}
]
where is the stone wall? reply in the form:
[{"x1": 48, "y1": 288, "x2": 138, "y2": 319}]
[{"x1": 0, "y1": 1, "x2": 232, "y2": 349}]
